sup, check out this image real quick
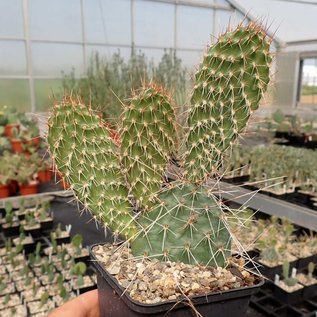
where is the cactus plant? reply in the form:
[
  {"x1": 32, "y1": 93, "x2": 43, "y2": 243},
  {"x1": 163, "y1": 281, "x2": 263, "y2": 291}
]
[
  {"x1": 47, "y1": 22, "x2": 271, "y2": 268},
  {"x1": 282, "y1": 260, "x2": 298, "y2": 287}
]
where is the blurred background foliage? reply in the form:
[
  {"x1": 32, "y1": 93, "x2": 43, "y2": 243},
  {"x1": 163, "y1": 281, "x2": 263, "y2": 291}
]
[{"x1": 61, "y1": 49, "x2": 188, "y2": 125}]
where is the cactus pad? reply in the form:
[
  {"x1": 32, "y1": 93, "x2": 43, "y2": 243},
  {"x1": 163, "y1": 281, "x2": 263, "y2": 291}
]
[
  {"x1": 47, "y1": 100, "x2": 136, "y2": 238},
  {"x1": 132, "y1": 182, "x2": 231, "y2": 267},
  {"x1": 184, "y1": 23, "x2": 271, "y2": 182},
  {"x1": 121, "y1": 87, "x2": 176, "y2": 209}
]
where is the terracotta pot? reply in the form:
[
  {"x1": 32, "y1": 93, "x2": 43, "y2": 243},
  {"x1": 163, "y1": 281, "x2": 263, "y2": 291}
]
[
  {"x1": 19, "y1": 182, "x2": 38, "y2": 196},
  {"x1": 4, "y1": 124, "x2": 19, "y2": 138},
  {"x1": 0, "y1": 184, "x2": 10, "y2": 198},
  {"x1": 10, "y1": 138, "x2": 24, "y2": 153},
  {"x1": 38, "y1": 170, "x2": 53, "y2": 183},
  {"x1": 25, "y1": 136, "x2": 41, "y2": 147}
]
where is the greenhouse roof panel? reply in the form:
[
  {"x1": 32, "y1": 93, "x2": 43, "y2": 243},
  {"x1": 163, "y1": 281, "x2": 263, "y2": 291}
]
[{"x1": 228, "y1": 0, "x2": 317, "y2": 43}]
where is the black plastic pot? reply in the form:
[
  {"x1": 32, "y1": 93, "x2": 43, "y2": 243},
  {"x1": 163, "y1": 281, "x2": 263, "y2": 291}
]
[
  {"x1": 74, "y1": 254, "x2": 90, "y2": 265},
  {"x1": 40, "y1": 219, "x2": 53, "y2": 232},
  {"x1": 21, "y1": 241, "x2": 36, "y2": 254},
  {"x1": 56, "y1": 236, "x2": 70, "y2": 245},
  {"x1": 2, "y1": 223, "x2": 20, "y2": 237},
  {"x1": 258, "y1": 259, "x2": 298, "y2": 280},
  {"x1": 25, "y1": 226, "x2": 42, "y2": 238},
  {"x1": 275, "y1": 131, "x2": 290, "y2": 139},
  {"x1": 296, "y1": 255, "x2": 317, "y2": 271},
  {"x1": 90, "y1": 244, "x2": 264, "y2": 317},
  {"x1": 303, "y1": 281, "x2": 317, "y2": 300},
  {"x1": 273, "y1": 283, "x2": 304, "y2": 305}
]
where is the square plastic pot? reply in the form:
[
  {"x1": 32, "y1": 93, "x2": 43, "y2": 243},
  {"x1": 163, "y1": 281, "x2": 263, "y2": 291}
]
[
  {"x1": 90, "y1": 244, "x2": 264, "y2": 317},
  {"x1": 273, "y1": 284, "x2": 304, "y2": 305}
]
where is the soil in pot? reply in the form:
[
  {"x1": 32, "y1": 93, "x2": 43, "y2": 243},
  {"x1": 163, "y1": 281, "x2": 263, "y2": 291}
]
[
  {"x1": 0, "y1": 185, "x2": 10, "y2": 198},
  {"x1": 91, "y1": 243, "x2": 263, "y2": 317},
  {"x1": 273, "y1": 280, "x2": 304, "y2": 305}
]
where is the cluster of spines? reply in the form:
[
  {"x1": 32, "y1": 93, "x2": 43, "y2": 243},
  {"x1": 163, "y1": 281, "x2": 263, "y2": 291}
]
[
  {"x1": 47, "y1": 100, "x2": 136, "y2": 238},
  {"x1": 183, "y1": 22, "x2": 272, "y2": 183},
  {"x1": 121, "y1": 86, "x2": 177, "y2": 210},
  {"x1": 132, "y1": 182, "x2": 231, "y2": 267}
]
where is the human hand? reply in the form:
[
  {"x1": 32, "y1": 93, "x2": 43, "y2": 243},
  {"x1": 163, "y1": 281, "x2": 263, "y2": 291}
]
[{"x1": 48, "y1": 289, "x2": 100, "y2": 317}]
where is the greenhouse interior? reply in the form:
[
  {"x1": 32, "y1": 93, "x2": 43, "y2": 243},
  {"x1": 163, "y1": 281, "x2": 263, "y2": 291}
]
[{"x1": 1, "y1": 0, "x2": 317, "y2": 316}]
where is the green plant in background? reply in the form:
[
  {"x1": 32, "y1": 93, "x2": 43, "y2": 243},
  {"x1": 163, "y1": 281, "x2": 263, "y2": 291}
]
[
  {"x1": 4, "y1": 201, "x2": 14, "y2": 226},
  {"x1": 71, "y1": 262, "x2": 87, "y2": 288},
  {"x1": 308, "y1": 262, "x2": 315, "y2": 280},
  {"x1": 282, "y1": 260, "x2": 298, "y2": 287},
  {"x1": 40, "y1": 291, "x2": 49, "y2": 307},
  {"x1": 62, "y1": 49, "x2": 187, "y2": 125},
  {"x1": 48, "y1": 22, "x2": 272, "y2": 268},
  {"x1": 0, "y1": 155, "x2": 14, "y2": 186},
  {"x1": 71, "y1": 234, "x2": 83, "y2": 256},
  {"x1": 15, "y1": 155, "x2": 38, "y2": 185}
]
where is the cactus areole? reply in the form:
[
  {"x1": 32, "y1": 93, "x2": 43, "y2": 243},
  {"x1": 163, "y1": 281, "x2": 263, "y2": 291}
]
[{"x1": 47, "y1": 23, "x2": 271, "y2": 268}]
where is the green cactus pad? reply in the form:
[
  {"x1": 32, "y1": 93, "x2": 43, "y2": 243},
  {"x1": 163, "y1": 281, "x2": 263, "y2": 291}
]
[
  {"x1": 47, "y1": 100, "x2": 136, "y2": 238},
  {"x1": 121, "y1": 86, "x2": 177, "y2": 210},
  {"x1": 184, "y1": 23, "x2": 271, "y2": 182},
  {"x1": 132, "y1": 181, "x2": 231, "y2": 267}
]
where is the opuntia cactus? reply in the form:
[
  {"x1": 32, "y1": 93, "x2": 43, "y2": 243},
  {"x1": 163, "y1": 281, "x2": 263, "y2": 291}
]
[{"x1": 47, "y1": 22, "x2": 272, "y2": 267}]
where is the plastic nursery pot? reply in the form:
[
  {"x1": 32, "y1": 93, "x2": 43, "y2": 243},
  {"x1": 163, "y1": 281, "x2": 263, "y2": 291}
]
[
  {"x1": 258, "y1": 259, "x2": 299, "y2": 280},
  {"x1": 74, "y1": 254, "x2": 90, "y2": 266},
  {"x1": 38, "y1": 170, "x2": 53, "y2": 183},
  {"x1": 19, "y1": 240, "x2": 36, "y2": 254},
  {"x1": 19, "y1": 182, "x2": 38, "y2": 196},
  {"x1": 55, "y1": 236, "x2": 70, "y2": 245},
  {"x1": 4, "y1": 123, "x2": 19, "y2": 138},
  {"x1": 10, "y1": 139, "x2": 24, "y2": 153},
  {"x1": 25, "y1": 226, "x2": 42, "y2": 238},
  {"x1": 90, "y1": 244, "x2": 264, "y2": 317},
  {"x1": 273, "y1": 283, "x2": 304, "y2": 305},
  {"x1": 40, "y1": 219, "x2": 53, "y2": 232},
  {"x1": 0, "y1": 184, "x2": 10, "y2": 198},
  {"x1": 296, "y1": 255, "x2": 317, "y2": 271},
  {"x1": 24, "y1": 136, "x2": 41, "y2": 147},
  {"x1": 2, "y1": 223, "x2": 20, "y2": 238}
]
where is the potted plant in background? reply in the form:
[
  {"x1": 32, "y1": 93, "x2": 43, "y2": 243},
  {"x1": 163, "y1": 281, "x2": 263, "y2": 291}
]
[
  {"x1": 47, "y1": 22, "x2": 272, "y2": 316},
  {"x1": 1, "y1": 105, "x2": 20, "y2": 138},
  {"x1": 15, "y1": 154, "x2": 39, "y2": 195},
  {"x1": 0, "y1": 156, "x2": 15, "y2": 198},
  {"x1": 0, "y1": 126, "x2": 11, "y2": 155},
  {"x1": 37, "y1": 158, "x2": 53, "y2": 183}
]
